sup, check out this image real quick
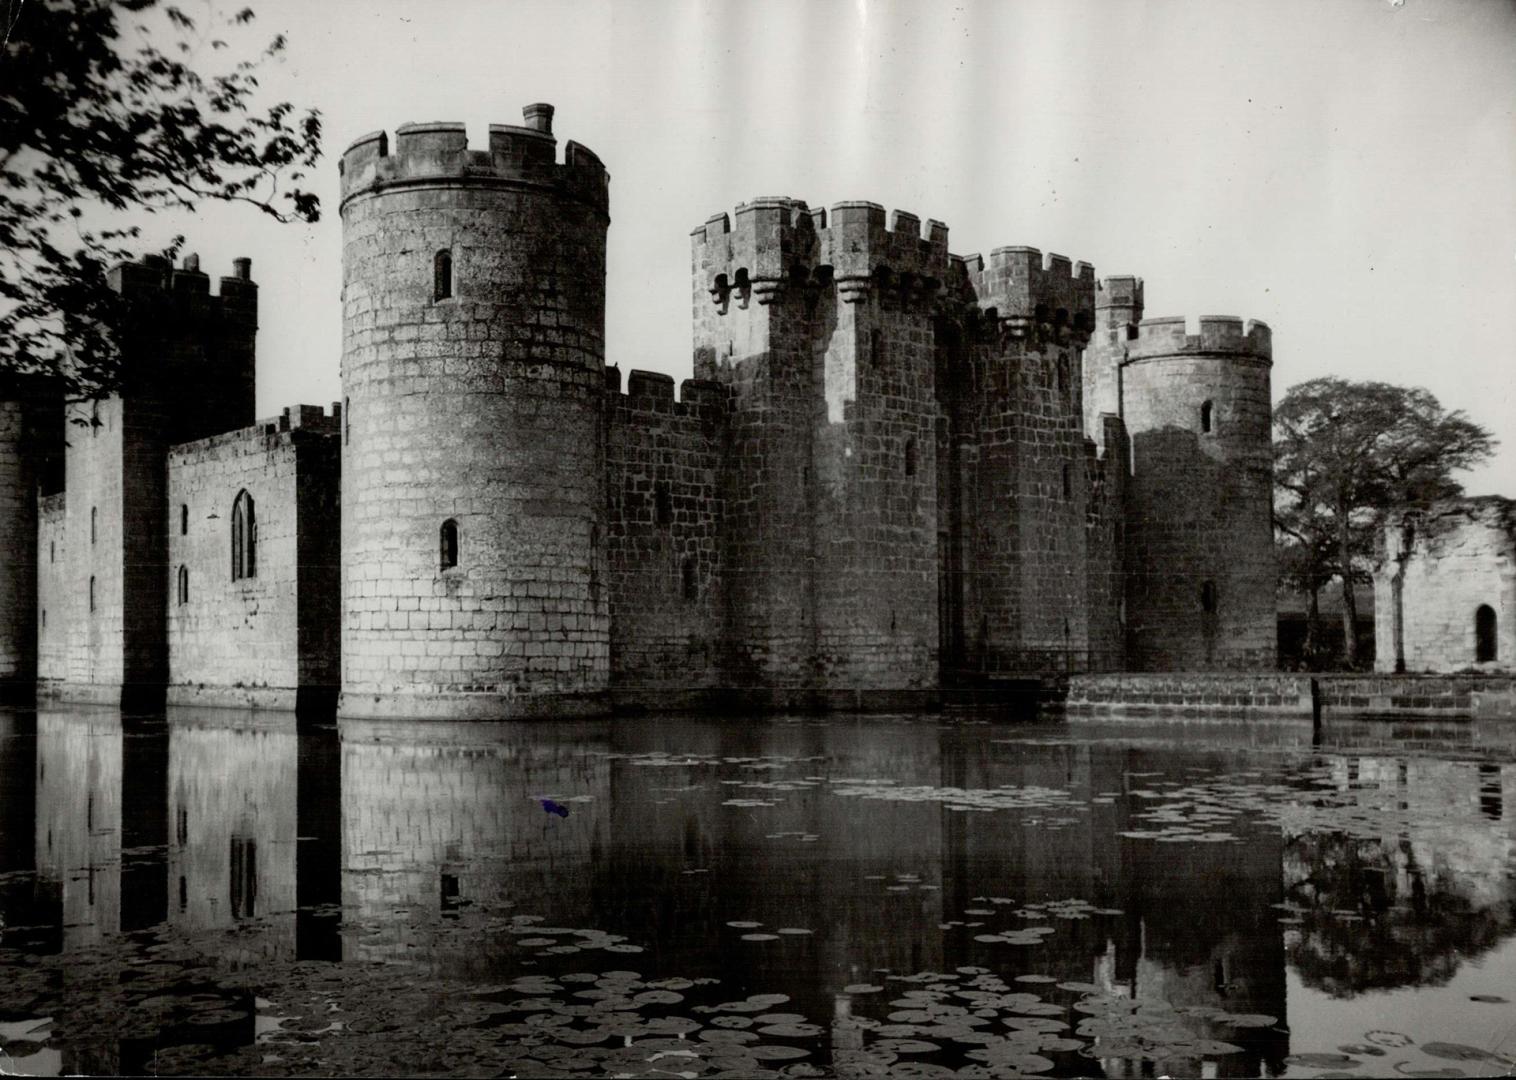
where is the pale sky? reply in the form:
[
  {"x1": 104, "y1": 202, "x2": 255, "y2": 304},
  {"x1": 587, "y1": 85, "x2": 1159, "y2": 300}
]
[{"x1": 135, "y1": 0, "x2": 1516, "y2": 493}]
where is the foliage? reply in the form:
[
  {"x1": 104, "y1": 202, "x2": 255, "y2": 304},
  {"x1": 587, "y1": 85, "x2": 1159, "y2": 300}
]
[
  {"x1": 0, "y1": 0, "x2": 320, "y2": 399},
  {"x1": 1273, "y1": 377, "x2": 1495, "y2": 668}
]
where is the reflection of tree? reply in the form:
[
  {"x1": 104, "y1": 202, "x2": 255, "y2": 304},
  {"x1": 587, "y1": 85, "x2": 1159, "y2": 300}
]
[{"x1": 1283, "y1": 830, "x2": 1515, "y2": 996}]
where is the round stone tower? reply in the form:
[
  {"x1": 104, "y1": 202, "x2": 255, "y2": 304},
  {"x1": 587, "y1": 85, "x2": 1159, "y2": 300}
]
[
  {"x1": 1120, "y1": 316, "x2": 1275, "y2": 671},
  {"x1": 338, "y1": 104, "x2": 610, "y2": 718}
]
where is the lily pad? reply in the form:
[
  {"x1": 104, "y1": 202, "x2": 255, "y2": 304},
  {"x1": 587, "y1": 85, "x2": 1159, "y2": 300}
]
[{"x1": 1420, "y1": 1043, "x2": 1514, "y2": 1064}]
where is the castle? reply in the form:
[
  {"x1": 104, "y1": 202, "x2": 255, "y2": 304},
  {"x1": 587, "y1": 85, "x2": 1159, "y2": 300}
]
[{"x1": 0, "y1": 104, "x2": 1276, "y2": 718}]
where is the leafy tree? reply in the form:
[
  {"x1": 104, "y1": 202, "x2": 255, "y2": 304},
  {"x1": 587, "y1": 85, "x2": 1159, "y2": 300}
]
[
  {"x1": 1273, "y1": 378, "x2": 1495, "y2": 669},
  {"x1": 0, "y1": 0, "x2": 320, "y2": 400}
]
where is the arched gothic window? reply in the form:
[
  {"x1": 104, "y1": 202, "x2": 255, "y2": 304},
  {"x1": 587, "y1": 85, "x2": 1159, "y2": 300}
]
[
  {"x1": 434, "y1": 250, "x2": 452, "y2": 302},
  {"x1": 440, "y1": 518, "x2": 459, "y2": 570},
  {"x1": 1476, "y1": 604, "x2": 1497, "y2": 662},
  {"x1": 231, "y1": 490, "x2": 256, "y2": 581}
]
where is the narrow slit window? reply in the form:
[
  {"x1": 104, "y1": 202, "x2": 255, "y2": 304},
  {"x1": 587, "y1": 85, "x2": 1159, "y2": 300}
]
[
  {"x1": 180, "y1": 504, "x2": 189, "y2": 535},
  {"x1": 655, "y1": 482, "x2": 673, "y2": 527},
  {"x1": 88, "y1": 576, "x2": 95, "y2": 613},
  {"x1": 434, "y1": 250, "x2": 452, "y2": 302},
  {"x1": 440, "y1": 518, "x2": 459, "y2": 569},
  {"x1": 1476, "y1": 604, "x2": 1497, "y2": 662},
  {"x1": 1200, "y1": 581, "x2": 1218, "y2": 614},
  {"x1": 1062, "y1": 463, "x2": 1072, "y2": 498},
  {"x1": 1200, "y1": 400, "x2": 1214, "y2": 434},
  {"x1": 904, "y1": 438, "x2": 916, "y2": 477},
  {"x1": 231, "y1": 490, "x2": 256, "y2": 581},
  {"x1": 177, "y1": 565, "x2": 188, "y2": 605},
  {"x1": 682, "y1": 558, "x2": 698, "y2": 602},
  {"x1": 90, "y1": 506, "x2": 97, "y2": 544},
  {"x1": 344, "y1": 397, "x2": 350, "y2": 444}
]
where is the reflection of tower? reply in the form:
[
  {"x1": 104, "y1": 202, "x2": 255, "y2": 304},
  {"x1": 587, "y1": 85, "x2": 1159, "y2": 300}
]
[
  {"x1": 34, "y1": 709, "x2": 123, "y2": 949},
  {"x1": 0, "y1": 712, "x2": 40, "y2": 945},
  {"x1": 599, "y1": 719, "x2": 945, "y2": 1018},
  {"x1": 1120, "y1": 750, "x2": 1289, "y2": 1078},
  {"x1": 340, "y1": 718, "x2": 610, "y2": 975},
  {"x1": 338, "y1": 105, "x2": 610, "y2": 719},
  {"x1": 166, "y1": 708, "x2": 297, "y2": 962}
]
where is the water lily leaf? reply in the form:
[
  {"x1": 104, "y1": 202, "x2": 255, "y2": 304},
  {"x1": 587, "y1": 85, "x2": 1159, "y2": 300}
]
[
  {"x1": 1367, "y1": 1031, "x2": 1415, "y2": 1048},
  {"x1": 1420, "y1": 1043, "x2": 1513, "y2": 1064}
]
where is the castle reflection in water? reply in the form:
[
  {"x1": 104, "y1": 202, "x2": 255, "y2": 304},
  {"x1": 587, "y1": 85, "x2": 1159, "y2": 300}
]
[{"x1": 2, "y1": 708, "x2": 1515, "y2": 1077}]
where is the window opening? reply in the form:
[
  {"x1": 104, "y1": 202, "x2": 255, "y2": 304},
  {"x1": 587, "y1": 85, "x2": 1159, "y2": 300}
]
[
  {"x1": 682, "y1": 558, "x2": 698, "y2": 601},
  {"x1": 1200, "y1": 581, "x2": 1218, "y2": 614},
  {"x1": 177, "y1": 565, "x2": 188, "y2": 605},
  {"x1": 1200, "y1": 400, "x2": 1214, "y2": 434},
  {"x1": 440, "y1": 518, "x2": 459, "y2": 570},
  {"x1": 434, "y1": 250, "x2": 452, "y2": 301},
  {"x1": 88, "y1": 576, "x2": 95, "y2": 613},
  {"x1": 654, "y1": 482, "x2": 672, "y2": 527},
  {"x1": 1062, "y1": 463, "x2": 1072, "y2": 498},
  {"x1": 1476, "y1": 604, "x2": 1497, "y2": 662},
  {"x1": 180, "y1": 504, "x2": 188, "y2": 535},
  {"x1": 904, "y1": 438, "x2": 916, "y2": 477},
  {"x1": 231, "y1": 490, "x2": 256, "y2": 580},
  {"x1": 90, "y1": 506, "x2": 96, "y2": 544}
]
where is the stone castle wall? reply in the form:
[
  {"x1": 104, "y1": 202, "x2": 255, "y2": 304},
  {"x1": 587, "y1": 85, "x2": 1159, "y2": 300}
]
[
  {"x1": 166, "y1": 407, "x2": 340, "y2": 709},
  {"x1": 604, "y1": 370, "x2": 727, "y2": 703},
  {"x1": 2, "y1": 104, "x2": 1291, "y2": 717},
  {"x1": 1375, "y1": 498, "x2": 1515, "y2": 673},
  {"x1": 338, "y1": 107, "x2": 611, "y2": 719},
  {"x1": 0, "y1": 388, "x2": 60, "y2": 697}
]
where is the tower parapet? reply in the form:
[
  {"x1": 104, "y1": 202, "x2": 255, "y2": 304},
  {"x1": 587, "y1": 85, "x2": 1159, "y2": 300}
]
[
  {"x1": 962, "y1": 247, "x2": 1096, "y2": 345},
  {"x1": 1095, "y1": 275, "x2": 1144, "y2": 334},
  {"x1": 339, "y1": 105, "x2": 607, "y2": 215},
  {"x1": 693, "y1": 198, "x2": 951, "y2": 309},
  {"x1": 1127, "y1": 316, "x2": 1271, "y2": 362}
]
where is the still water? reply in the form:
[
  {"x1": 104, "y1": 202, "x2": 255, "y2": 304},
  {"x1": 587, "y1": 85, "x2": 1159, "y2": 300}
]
[{"x1": 1, "y1": 707, "x2": 1515, "y2": 1078}]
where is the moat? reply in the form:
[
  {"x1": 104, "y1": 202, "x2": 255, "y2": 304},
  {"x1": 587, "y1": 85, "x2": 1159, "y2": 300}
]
[{"x1": 1, "y1": 709, "x2": 1514, "y2": 1078}]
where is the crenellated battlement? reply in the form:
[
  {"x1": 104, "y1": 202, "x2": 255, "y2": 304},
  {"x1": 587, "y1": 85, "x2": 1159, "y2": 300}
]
[
  {"x1": 606, "y1": 366, "x2": 727, "y2": 420},
  {"x1": 107, "y1": 253, "x2": 257, "y2": 309},
  {"x1": 338, "y1": 104, "x2": 607, "y2": 214},
  {"x1": 959, "y1": 246, "x2": 1096, "y2": 343},
  {"x1": 694, "y1": 197, "x2": 951, "y2": 308},
  {"x1": 1127, "y1": 315, "x2": 1272, "y2": 362}
]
